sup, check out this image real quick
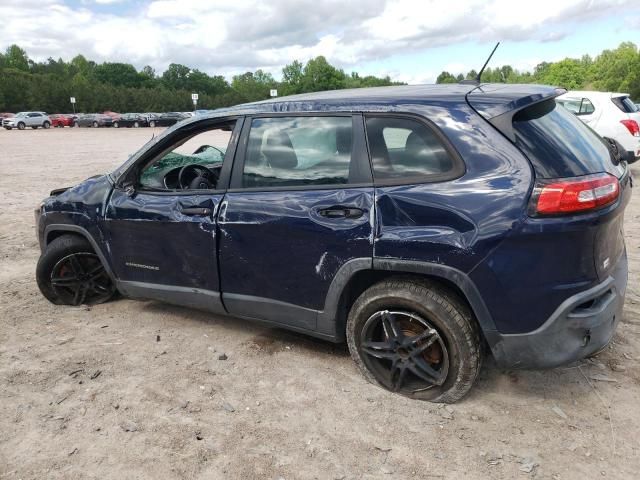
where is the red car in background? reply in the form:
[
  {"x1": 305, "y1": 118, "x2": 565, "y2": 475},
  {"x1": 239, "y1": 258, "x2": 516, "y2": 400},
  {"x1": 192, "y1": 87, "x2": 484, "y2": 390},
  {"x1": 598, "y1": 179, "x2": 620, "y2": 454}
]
[{"x1": 49, "y1": 114, "x2": 75, "y2": 128}]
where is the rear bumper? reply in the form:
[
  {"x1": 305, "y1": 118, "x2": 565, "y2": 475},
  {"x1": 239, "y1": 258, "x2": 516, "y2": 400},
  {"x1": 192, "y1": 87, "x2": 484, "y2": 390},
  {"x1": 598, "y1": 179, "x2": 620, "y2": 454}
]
[{"x1": 490, "y1": 249, "x2": 627, "y2": 369}]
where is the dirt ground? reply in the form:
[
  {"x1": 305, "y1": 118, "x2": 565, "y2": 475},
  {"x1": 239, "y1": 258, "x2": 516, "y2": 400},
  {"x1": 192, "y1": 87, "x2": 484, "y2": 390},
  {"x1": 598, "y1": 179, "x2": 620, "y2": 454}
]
[{"x1": 1, "y1": 127, "x2": 639, "y2": 480}]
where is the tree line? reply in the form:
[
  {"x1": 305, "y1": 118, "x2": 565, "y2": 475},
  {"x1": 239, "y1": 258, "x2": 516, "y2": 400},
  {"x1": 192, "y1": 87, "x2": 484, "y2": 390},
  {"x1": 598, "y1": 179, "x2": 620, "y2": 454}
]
[
  {"x1": 436, "y1": 42, "x2": 640, "y2": 100},
  {"x1": 0, "y1": 41, "x2": 638, "y2": 113},
  {"x1": 0, "y1": 46, "x2": 402, "y2": 113}
]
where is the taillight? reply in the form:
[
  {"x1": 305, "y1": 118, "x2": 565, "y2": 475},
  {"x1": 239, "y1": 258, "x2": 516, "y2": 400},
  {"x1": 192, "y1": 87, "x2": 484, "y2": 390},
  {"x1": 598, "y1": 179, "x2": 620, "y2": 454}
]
[
  {"x1": 530, "y1": 173, "x2": 620, "y2": 216},
  {"x1": 621, "y1": 119, "x2": 640, "y2": 137}
]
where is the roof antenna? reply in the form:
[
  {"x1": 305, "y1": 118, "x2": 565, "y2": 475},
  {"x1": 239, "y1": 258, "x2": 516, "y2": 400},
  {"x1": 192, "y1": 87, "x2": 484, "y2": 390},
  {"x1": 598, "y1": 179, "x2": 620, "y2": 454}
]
[{"x1": 460, "y1": 42, "x2": 500, "y2": 85}]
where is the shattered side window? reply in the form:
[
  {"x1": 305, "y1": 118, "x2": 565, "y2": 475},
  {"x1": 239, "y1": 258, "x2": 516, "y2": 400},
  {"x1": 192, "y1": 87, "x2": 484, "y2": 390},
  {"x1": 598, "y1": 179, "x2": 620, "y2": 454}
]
[
  {"x1": 242, "y1": 116, "x2": 353, "y2": 188},
  {"x1": 139, "y1": 123, "x2": 234, "y2": 190}
]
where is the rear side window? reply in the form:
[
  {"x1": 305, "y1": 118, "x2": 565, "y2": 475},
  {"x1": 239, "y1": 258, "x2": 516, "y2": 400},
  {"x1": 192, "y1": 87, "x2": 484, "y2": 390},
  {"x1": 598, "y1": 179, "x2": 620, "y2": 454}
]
[
  {"x1": 611, "y1": 96, "x2": 638, "y2": 113},
  {"x1": 513, "y1": 99, "x2": 615, "y2": 178},
  {"x1": 365, "y1": 117, "x2": 459, "y2": 182},
  {"x1": 242, "y1": 116, "x2": 353, "y2": 188},
  {"x1": 557, "y1": 97, "x2": 595, "y2": 116}
]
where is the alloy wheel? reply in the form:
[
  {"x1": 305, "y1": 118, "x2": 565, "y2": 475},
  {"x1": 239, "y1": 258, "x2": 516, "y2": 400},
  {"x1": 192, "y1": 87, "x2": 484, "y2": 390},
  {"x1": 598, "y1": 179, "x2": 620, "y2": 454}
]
[
  {"x1": 50, "y1": 253, "x2": 115, "y2": 305},
  {"x1": 359, "y1": 310, "x2": 449, "y2": 393}
]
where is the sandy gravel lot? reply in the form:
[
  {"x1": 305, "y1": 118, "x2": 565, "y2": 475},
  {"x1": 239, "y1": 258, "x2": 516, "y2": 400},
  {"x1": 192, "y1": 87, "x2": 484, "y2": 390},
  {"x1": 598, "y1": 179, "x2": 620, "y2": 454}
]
[{"x1": 1, "y1": 127, "x2": 639, "y2": 480}]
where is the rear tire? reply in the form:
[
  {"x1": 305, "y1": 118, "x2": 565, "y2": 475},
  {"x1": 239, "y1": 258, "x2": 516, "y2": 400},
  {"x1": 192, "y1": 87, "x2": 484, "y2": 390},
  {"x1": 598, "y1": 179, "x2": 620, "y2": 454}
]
[
  {"x1": 43, "y1": 121, "x2": 51, "y2": 129},
  {"x1": 134, "y1": 121, "x2": 139, "y2": 128},
  {"x1": 36, "y1": 235, "x2": 116, "y2": 306},
  {"x1": 92, "y1": 121, "x2": 98, "y2": 128},
  {"x1": 113, "y1": 121, "x2": 119, "y2": 128},
  {"x1": 346, "y1": 278, "x2": 482, "y2": 403},
  {"x1": 149, "y1": 120, "x2": 156, "y2": 128}
]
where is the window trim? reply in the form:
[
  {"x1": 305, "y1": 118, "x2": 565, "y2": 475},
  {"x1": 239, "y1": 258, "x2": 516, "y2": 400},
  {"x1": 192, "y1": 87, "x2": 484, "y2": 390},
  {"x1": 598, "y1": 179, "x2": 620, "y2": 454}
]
[
  {"x1": 363, "y1": 112, "x2": 466, "y2": 187},
  {"x1": 116, "y1": 116, "x2": 243, "y2": 196},
  {"x1": 576, "y1": 98, "x2": 595, "y2": 116},
  {"x1": 228, "y1": 112, "x2": 373, "y2": 192}
]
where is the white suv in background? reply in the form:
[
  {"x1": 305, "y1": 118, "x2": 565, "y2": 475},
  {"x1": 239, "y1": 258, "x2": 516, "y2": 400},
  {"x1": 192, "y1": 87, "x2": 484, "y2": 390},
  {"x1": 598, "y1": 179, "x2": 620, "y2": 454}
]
[
  {"x1": 556, "y1": 91, "x2": 640, "y2": 160},
  {"x1": 2, "y1": 112, "x2": 51, "y2": 130}
]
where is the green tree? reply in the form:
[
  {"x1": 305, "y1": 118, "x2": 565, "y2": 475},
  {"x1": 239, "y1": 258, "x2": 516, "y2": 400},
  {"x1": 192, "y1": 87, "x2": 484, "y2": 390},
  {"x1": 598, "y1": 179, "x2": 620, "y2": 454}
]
[
  {"x1": 161, "y1": 63, "x2": 191, "y2": 90},
  {"x1": 436, "y1": 71, "x2": 457, "y2": 84},
  {"x1": 301, "y1": 56, "x2": 346, "y2": 91},
  {"x1": 4, "y1": 45, "x2": 29, "y2": 71},
  {"x1": 281, "y1": 60, "x2": 304, "y2": 94},
  {"x1": 231, "y1": 70, "x2": 276, "y2": 102}
]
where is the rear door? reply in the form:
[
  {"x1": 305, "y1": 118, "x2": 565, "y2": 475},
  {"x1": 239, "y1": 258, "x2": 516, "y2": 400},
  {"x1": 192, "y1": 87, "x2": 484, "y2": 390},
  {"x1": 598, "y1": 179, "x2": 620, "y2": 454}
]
[
  {"x1": 27, "y1": 113, "x2": 41, "y2": 126},
  {"x1": 218, "y1": 114, "x2": 374, "y2": 333}
]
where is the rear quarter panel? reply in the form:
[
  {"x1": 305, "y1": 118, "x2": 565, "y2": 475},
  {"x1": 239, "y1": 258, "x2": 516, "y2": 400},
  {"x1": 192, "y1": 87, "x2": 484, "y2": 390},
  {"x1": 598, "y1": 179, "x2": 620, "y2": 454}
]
[{"x1": 373, "y1": 102, "x2": 533, "y2": 301}]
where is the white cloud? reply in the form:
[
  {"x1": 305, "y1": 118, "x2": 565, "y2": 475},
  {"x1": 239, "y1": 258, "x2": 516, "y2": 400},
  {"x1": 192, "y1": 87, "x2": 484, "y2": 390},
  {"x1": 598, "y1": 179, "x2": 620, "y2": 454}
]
[{"x1": 0, "y1": 0, "x2": 638, "y2": 79}]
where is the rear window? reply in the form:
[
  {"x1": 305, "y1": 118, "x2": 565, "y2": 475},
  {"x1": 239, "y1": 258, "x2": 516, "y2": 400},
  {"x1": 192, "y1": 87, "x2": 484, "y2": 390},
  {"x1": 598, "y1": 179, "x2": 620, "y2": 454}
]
[
  {"x1": 513, "y1": 99, "x2": 615, "y2": 178},
  {"x1": 611, "y1": 96, "x2": 638, "y2": 113},
  {"x1": 365, "y1": 116, "x2": 460, "y2": 182}
]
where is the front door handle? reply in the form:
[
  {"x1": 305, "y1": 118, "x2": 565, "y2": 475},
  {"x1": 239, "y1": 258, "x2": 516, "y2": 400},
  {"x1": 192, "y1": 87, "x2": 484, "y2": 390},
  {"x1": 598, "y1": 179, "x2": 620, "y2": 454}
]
[
  {"x1": 181, "y1": 207, "x2": 212, "y2": 216},
  {"x1": 317, "y1": 206, "x2": 365, "y2": 219}
]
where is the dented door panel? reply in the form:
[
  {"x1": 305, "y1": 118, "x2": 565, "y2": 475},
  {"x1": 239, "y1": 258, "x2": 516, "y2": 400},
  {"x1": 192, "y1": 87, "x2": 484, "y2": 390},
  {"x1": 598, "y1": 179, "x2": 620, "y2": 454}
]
[
  {"x1": 218, "y1": 188, "x2": 374, "y2": 322},
  {"x1": 104, "y1": 189, "x2": 224, "y2": 293}
]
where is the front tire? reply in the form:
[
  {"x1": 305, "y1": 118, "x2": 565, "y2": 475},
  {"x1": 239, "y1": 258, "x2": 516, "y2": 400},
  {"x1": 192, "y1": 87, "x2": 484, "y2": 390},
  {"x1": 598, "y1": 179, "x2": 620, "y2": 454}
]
[
  {"x1": 113, "y1": 121, "x2": 119, "y2": 128},
  {"x1": 17, "y1": 122, "x2": 25, "y2": 130},
  {"x1": 346, "y1": 278, "x2": 482, "y2": 403},
  {"x1": 43, "y1": 121, "x2": 51, "y2": 129},
  {"x1": 92, "y1": 121, "x2": 99, "y2": 128},
  {"x1": 149, "y1": 120, "x2": 156, "y2": 128},
  {"x1": 36, "y1": 235, "x2": 116, "y2": 306}
]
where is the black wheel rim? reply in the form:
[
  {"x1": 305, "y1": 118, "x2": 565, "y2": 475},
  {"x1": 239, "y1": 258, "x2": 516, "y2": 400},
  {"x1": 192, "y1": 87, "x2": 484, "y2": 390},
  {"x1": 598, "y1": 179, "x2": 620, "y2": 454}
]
[
  {"x1": 50, "y1": 253, "x2": 114, "y2": 305},
  {"x1": 359, "y1": 310, "x2": 449, "y2": 393}
]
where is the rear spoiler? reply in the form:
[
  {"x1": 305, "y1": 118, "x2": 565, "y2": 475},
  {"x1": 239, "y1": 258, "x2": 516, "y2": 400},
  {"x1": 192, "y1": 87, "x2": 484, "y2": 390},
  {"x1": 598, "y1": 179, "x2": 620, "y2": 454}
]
[{"x1": 466, "y1": 84, "x2": 566, "y2": 142}]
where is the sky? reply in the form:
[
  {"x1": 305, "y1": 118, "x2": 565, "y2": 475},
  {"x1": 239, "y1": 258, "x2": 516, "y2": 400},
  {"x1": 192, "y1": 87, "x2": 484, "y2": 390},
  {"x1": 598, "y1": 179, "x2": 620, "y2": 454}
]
[{"x1": 1, "y1": 0, "x2": 639, "y2": 83}]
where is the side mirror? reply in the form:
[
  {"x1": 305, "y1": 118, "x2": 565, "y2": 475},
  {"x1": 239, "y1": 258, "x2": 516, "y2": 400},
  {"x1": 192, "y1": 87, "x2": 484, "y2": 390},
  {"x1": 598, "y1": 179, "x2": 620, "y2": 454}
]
[{"x1": 626, "y1": 150, "x2": 638, "y2": 164}]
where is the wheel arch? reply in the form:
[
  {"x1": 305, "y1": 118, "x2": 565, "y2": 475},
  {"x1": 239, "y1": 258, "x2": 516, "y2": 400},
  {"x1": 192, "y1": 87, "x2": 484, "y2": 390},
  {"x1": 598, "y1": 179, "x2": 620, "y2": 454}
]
[
  {"x1": 320, "y1": 258, "x2": 498, "y2": 346},
  {"x1": 44, "y1": 224, "x2": 116, "y2": 282}
]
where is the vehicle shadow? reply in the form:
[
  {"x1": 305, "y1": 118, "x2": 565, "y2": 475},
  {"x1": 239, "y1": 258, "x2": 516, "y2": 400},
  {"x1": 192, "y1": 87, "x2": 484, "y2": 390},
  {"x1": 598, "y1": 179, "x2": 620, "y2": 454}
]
[
  {"x1": 138, "y1": 300, "x2": 350, "y2": 357},
  {"x1": 138, "y1": 299, "x2": 607, "y2": 402}
]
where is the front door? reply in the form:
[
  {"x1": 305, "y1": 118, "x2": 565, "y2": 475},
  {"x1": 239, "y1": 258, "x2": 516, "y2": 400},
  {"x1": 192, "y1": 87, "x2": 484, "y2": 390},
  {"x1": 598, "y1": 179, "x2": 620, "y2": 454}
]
[
  {"x1": 218, "y1": 114, "x2": 374, "y2": 333},
  {"x1": 104, "y1": 118, "x2": 241, "y2": 313}
]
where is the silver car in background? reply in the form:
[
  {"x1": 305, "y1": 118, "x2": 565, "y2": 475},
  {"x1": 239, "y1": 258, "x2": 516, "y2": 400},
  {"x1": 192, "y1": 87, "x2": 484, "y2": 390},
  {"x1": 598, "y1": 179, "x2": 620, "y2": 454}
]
[{"x1": 3, "y1": 111, "x2": 51, "y2": 130}]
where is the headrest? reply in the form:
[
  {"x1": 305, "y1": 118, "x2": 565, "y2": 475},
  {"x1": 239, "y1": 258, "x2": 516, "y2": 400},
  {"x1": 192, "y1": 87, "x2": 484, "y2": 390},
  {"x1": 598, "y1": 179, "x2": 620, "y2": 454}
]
[
  {"x1": 263, "y1": 130, "x2": 297, "y2": 169},
  {"x1": 335, "y1": 126, "x2": 352, "y2": 155}
]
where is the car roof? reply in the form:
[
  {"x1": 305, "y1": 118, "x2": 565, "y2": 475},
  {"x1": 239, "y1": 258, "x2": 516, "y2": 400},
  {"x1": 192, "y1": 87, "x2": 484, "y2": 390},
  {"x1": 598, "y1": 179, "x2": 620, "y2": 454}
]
[
  {"x1": 558, "y1": 91, "x2": 631, "y2": 98},
  {"x1": 191, "y1": 83, "x2": 560, "y2": 122}
]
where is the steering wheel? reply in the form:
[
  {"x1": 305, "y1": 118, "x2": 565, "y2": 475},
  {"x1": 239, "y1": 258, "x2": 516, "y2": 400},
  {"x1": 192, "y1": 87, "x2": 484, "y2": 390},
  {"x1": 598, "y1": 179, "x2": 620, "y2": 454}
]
[
  {"x1": 193, "y1": 144, "x2": 225, "y2": 156},
  {"x1": 178, "y1": 164, "x2": 217, "y2": 190}
]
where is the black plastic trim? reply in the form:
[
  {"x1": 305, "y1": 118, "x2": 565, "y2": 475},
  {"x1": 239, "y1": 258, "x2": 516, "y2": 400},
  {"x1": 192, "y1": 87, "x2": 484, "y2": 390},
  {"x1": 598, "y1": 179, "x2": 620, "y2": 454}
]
[
  {"x1": 223, "y1": 293, "x2": 318, "y2": 330},
  {"x1": 317, "y1": 257, "x2": 373, "y2": 339},
  {"x1": 117, "y1": 280, "x2": 226, "y2": 314},
  {"x1": 490, "y1": 251, "x2": 627, "y2": 368},
  {"x1": 372, "y1": 258, "x2": 498, "y2": 335}
]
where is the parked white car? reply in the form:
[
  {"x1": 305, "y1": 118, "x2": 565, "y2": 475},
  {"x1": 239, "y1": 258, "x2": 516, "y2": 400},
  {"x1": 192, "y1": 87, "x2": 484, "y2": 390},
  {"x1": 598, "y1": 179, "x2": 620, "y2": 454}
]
[
  {"x1": 2, "y1": 111, "x2": 51, "y2": 130},
  {"x1": 556, "y1": 91, "x2": 640, "y2": 159}
]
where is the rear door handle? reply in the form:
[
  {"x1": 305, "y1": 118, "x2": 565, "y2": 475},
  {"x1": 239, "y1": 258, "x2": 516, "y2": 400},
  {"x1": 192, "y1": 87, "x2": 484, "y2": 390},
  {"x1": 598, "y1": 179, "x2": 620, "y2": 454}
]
[
  {"x1": 317, "y1": 206, "x2": 365, "y2": 219},
  {"x1": 181, "y1": 207, "x2": 212, "y2": 216}
]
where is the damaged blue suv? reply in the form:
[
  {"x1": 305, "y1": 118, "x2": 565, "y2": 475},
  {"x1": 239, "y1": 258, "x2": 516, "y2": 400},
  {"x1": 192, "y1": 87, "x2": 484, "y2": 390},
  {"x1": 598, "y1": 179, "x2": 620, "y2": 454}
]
[{"x1": 35, "y1": 84, "x2": 631, "y2": 403}]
